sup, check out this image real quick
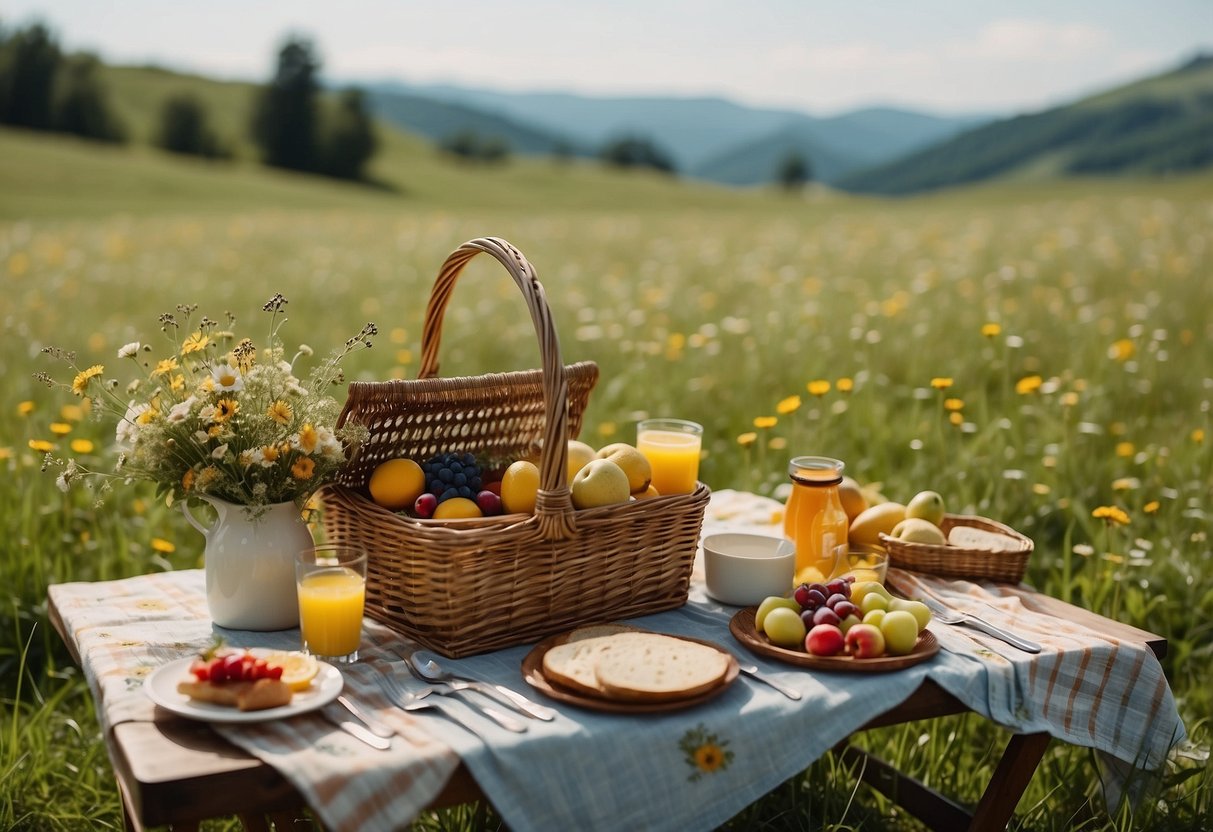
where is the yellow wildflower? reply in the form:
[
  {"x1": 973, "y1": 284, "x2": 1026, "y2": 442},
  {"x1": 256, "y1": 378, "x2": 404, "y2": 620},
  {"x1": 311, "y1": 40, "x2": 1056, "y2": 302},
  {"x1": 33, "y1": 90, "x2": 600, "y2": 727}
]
[
  {"x1": 1193, "y1": 429, "x2": 1205, "y2": 445},
  {"x1": 72, "y1": 365, "x2": 104, "y2": 396},
  {"x1": 1015, "y1": 375, "x2": 1043, "y2": 395},
  {"x1": 182, "y1": 469, "x2": 195, "y2": 492},
  {"x1": 170, "y1": 374, "x2": 186, "y2": 392},
  {"x1": 50, "y1": 422, "x2": 72, "y2": 436},
  {"x1": 296, "y1": 424, "x2": 319, "y2": 454},
  {"x1": 70, "y1": 439, "x2": 94, "y2": 454},
  {"x1": 1115, "y1": 442, "x2": 1134, "y2": 458},
  {"x1": 1092, "y1": 506, "x2": 1130, "y2": 526},
  {"x1": 292, "y1": 457, "x2": 316, "y2": 480},
  {"x1": 944, "y1": 398, "x2": 964, "y2": 412},
  {"x1": 981, "y1": 323, "x2": 1001, "y2": 338},
  {"x1": 1144, "y1": 501, "x2": 1160, "y2": 514},
  {"x1": 180, "y1": 332, "x2": 209, "y2": 354},
  {"x1": 267, "y1": 400, "x2": 293, "y2": 425},
  {"x1": 768, "y1": 436, "x2": 787, "y2": 451},
  {"x1": 151, "y1": 357, "x2": 178, "y2": 377},
  {"x1": 18, "y1": 400, "x2": 35, "y2": 416},
  {"x1": 806, "y1": 380, "x2": 830, "y2": 397},
  {"x1": 836, "y1": 378, "x2": 854, "y2": 393},
  {"x1": 753, "y1": 416, "x2": 777, "y2": 429},
  {"x1": 1032, "y1": 483, "x2": 1051, "y2": 495},
  {"x1": 1060, "y1": 392, "x2": 1079, "y2": 407},
  {"x1": 151, "y1": 538, "x2": 176, "y2": 554},
  {"x1": 776, "y1": 395, "x2": 802, "y2": 415},
  {"x1": 1108, "y1": 339, "x2": 1135, "y2": 361},
  {"x1": 29, "y1": 439, "x2": 55, "y2": 453},
  {"x1": 214, "y1": 398, "x2": 239, "y2": 422},
  {"x1": 949, "y1": 412, "x2": 963, "y2": 426},
  {"x1": 737, "y1": 432, "x2": 758, "y2": 447},
  {"x1": 930, "y1": 377, "x2": 953, "y2": 390},
  {"x1": 596, "y1": 422, "x2": 617, "y2": 438},
  {"x1": 60, "y1": 404, "x2": 84, "y2": 421}
]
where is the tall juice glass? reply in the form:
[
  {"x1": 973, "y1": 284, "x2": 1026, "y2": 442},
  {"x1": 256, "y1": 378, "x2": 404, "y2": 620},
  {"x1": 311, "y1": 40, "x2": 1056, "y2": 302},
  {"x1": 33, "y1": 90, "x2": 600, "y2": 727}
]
[
  {"x1": 637, "y1": 418, "x2": 703, "y2": 495},
  {"x1": 784, "y1": 457, "x2": 849, "y2": 585},
  {"x1": 296, "y1": 545, "x2": 367, "y2": 664}
]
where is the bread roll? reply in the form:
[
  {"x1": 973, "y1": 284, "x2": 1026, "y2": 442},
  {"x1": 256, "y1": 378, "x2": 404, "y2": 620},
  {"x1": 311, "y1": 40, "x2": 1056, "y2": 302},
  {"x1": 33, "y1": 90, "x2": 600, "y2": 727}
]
[{"x1": 177, "y1": 678, "x2": 293, "y2": 711}]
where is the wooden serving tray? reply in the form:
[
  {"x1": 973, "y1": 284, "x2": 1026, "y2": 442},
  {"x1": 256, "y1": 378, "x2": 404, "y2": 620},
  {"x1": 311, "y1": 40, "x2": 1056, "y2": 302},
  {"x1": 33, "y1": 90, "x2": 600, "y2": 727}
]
[{"x1": 730, "y1": 608, "x2": 940, "y2": 672}]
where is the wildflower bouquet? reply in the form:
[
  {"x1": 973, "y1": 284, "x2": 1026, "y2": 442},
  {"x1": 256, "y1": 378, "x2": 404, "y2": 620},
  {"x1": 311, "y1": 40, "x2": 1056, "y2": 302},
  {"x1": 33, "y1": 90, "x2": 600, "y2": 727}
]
[{"x1": 38, "y1": 295, "x2": 375, "y2": 509}]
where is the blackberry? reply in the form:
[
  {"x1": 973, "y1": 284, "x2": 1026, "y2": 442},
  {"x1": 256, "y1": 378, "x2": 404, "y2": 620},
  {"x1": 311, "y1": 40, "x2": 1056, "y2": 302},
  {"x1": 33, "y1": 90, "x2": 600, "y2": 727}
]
[{"x1": 422, "y1": 451, "x2": 482, "y2": 503}]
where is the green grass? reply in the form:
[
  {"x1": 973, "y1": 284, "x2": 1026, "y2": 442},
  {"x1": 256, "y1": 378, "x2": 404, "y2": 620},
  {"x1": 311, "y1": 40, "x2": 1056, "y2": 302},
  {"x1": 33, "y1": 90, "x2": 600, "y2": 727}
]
[{"x1": 1, "y1": 119, "x2": 1211, "y2": 831}]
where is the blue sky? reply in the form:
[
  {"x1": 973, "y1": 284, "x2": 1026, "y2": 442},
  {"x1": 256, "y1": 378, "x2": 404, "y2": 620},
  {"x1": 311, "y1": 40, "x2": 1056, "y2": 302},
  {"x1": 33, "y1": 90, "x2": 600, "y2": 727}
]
[{"x1": 2, "y1": 1, "x2": 1210, "y2": 115}]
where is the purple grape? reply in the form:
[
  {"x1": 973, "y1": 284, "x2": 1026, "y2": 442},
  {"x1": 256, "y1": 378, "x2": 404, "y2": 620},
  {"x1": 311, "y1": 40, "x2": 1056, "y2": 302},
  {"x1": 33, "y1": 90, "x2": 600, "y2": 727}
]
[
  {"x1": 812, "y1": 607, "x2": 842, "y2": 628},
  {"x1": 793, "y1": 584, "x2": 813, "y2": 608},
  {"x1": 832, "y1": 600, "x2": 858, "y2": 620},
  {"x1": 806, "y1": 589, "x2": 828, "y2": 609},
  {"x1": 826, "y1": 578, "x2": 850, "y2": 599},
  {"x1": 825, "y1": 593, "x2": 849, "y2": 610}
]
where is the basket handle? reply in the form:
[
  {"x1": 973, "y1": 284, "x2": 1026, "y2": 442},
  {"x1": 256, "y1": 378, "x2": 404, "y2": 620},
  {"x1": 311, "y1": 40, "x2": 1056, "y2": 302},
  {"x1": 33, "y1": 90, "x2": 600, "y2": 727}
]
[{"x1": 418, "y1": 237, "x2": 576, "y2": 540}]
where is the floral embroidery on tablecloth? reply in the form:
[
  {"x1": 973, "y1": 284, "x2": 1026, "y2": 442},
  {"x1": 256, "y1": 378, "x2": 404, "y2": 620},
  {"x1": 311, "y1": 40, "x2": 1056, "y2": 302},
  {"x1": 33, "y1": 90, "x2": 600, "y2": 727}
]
[{"x1": 679, "y1": 723, "x2": 734, "y2": 782}]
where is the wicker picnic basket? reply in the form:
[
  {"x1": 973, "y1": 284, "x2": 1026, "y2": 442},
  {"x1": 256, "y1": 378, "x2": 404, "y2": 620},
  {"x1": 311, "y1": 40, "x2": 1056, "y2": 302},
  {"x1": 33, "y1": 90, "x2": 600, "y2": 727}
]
[
  {"x1": 320, "y1": 237, "x2": 710, "y2": 658},
  {"x1": 879, "y1": 514, "x2": 1034, "y2": 583}
]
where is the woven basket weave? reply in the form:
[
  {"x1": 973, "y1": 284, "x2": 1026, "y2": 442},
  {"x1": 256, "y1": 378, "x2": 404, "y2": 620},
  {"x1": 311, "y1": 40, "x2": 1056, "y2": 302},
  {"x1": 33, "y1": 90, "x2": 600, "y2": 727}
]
[
  {"x1": 880, "y1": 514, "x2": 1033, "y2": 583},
  {"x1": 320, "y1": 237, "x2": 710, "y2": 657}
]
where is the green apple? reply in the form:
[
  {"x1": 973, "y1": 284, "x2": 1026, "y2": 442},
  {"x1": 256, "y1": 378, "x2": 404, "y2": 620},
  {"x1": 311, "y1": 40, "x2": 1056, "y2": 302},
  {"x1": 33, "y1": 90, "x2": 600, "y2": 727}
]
[
  {"x1": 755, "y1": 595, "x2": 799, "y2": 632},
  {"x1": 570, "y1": 459, "x2": 630, "y2": 509},
  {"x1": 890, "y1": 517, "x2": 947, "y2": 545},
  {"x1": 763, "y1": 607, "x2": 807, "y2": 648},
  {"x1": 905, "y1": 490, "x2": 946, "y2": 526},
  {"x1": 888, "y1": 598, "x2": 932, "y2": 630},
  {"x1": 861, "y1": 608, "x2": 887, "y2": 628},
  {"x1": 859, "y1": 592, "x2": 890, "y2": 617},
  {"x1": 849, "y1": 580, "x2": 891, "y2": 608},
  {"x1": 879, "y1": 610, "x2": 920, "y2": 655}
]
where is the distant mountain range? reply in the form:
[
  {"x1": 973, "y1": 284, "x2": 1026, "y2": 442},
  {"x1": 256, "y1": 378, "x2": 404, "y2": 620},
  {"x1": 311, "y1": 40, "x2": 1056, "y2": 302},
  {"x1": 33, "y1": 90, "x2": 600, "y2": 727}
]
[
  {"x1": 353, "y1": 52, "x2": 1213, "y2": 195},
  {"x1": 362, "y1": 80, "x2": 987, "y2": 187}
]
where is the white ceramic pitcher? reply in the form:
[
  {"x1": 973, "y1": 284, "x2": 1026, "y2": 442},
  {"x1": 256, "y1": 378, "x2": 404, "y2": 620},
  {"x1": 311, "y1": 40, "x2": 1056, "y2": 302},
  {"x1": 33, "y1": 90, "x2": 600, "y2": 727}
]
[{"x1": 181, "y1": 495, "x2": 313, "y2": 631}]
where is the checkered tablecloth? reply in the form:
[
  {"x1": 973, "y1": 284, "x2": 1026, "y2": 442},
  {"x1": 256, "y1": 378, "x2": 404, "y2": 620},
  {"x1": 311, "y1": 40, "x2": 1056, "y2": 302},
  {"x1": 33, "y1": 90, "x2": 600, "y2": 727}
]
[{"x1": 50, "y1": 490, "x2": 1185, "y2": 831}]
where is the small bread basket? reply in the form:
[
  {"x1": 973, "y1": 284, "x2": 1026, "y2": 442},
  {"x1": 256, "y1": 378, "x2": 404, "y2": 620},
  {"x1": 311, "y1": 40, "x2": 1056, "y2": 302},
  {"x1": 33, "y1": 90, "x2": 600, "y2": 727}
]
[{"x1": 880, "y1": 514, "x2": 1033, "y2": 583}]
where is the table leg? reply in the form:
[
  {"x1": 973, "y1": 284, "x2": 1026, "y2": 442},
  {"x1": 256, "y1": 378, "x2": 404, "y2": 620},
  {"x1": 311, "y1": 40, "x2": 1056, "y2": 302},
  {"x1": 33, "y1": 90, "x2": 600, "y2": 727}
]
[{"x1": 968, "y1": 732, "x2": 1050, "y2": 831}]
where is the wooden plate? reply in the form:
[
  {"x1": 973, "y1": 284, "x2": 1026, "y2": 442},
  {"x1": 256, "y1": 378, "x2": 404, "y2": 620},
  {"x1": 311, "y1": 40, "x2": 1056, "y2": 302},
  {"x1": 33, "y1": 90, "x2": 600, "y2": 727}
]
[
  {"x1": 520, "y1": 629, "x2": 740, "y2": 714},
  {"x1": 730, "y1": 608, "x2": 940, "y2": 672}
]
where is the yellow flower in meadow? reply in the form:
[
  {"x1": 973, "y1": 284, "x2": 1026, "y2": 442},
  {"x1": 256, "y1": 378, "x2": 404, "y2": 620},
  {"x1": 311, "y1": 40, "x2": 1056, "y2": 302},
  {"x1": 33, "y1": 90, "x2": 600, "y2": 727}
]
[
  {"x1": 1193, "y1": 429, "x2": 1205, "y2": 445},
  {"x1": 807, "y1": 380, "x2": 830, "y2": 396},
  {"x1": 1015, "y1": 375, "x2": 1043, "y2": 395},
  {"x1": 1108, "y1": 339, "x2": 1135, "y2": 362},
  {"x1": 69, "y1": 438, "x2": 94, "y2": 454},
  {"x1": 944, "y1": 398, "x2": 964, "y2": 412},
  {"x1": 182, "y1": 469, "x2": 195, "y2": 492},
  {"x1": 949, "y1": 412, "x2": 964, "y2": 426},
  {"x1": 50, "y1": 422, "x2": 72, "y2": 436},
  {"x1": 180, "y1": 332, "x2": 209, "y2": 354},
  {"x1": 18, "y1": 400, "x2": 35, "y2": 416},
  {"x1": 213, "y1": 398, "x2": 239, "y2": 422},
  {"x1": 72, "y1": 365, "x2": 104, "y2": 396},
  {"x1": 267, "y1": 400, "x2": 293, "y2": 425},
  {"x1": 1144, "y1": 501, "x2": 1160, "y2": 514},
  {"x1": 982, "y1": 323, "x2": 1001, "y2": 338},
  {"x1": 151, "y1": 538, "x2": 176, "y2": 554},
  {"x1": 768, "y1": 437, "x2": 787, "y2": 451},
  {"x1": 836, "y1": 378, "x2": 853, "y2": 393},
  {"x1": 60, "y1": 404, "x2": 84, "y2": 421},
  {"x1": 291, "y1": 457, "x2": 316, "y2": 480},
  {"x1": 1060, "y1": 392, "x2": 1079, "y2": 407},
  {"x1": 295, "y1": 424, "x2": 319, "y2": 454},
  {"x1": 262, "y1": 444, "x2": 281, "y2": 463},
  {"x1": 1115, "y1": 442, "x2": 1135, "y2": 458},
  {"x1": 29, "y1": 439, "x2": 55, "y2": 453},
  {"x1": 930, "y1": 377, "x2": 953, "y2": 390},
  {"x1": 170, "y1": 374, "x2": 186, "y2": 393},
  {"x1": 597, "y1": 422, "x2": 617, "y2": 438},
  {"x1": 1032, "y1": 483, "x2": 1051, "y2": 495},
  {"x1": 737, "y1": 432, "x2": 757, "y2": 447},
  {"x1": 753, "y1": 416, "x2": 777, "y2": 429},
  {"x1": 151, "y1": 357, "x2": 178, "y2": 377},
  {"x1": 777, "y1": 395, "x2": 802, "y2": 415},
  {"x1": 0, "y1": 447, "x2": 12, "y2": 460},
  {"x1": 1092, "y1": 506, "x2": 1130, "y2": 526}
]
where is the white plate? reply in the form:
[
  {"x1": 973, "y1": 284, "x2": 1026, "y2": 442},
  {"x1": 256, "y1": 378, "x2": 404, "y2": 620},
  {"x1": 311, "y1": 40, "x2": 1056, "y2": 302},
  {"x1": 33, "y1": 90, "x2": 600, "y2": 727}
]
[{"x1": 144, "y1": 651, "x2": 343, "y2": 723}]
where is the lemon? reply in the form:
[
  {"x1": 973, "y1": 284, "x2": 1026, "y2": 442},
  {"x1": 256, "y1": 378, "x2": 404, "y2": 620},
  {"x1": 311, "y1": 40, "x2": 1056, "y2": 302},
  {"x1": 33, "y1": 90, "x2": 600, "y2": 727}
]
[
  {"x1": 433, "y1": 496, "x2": 483, "y2": 519},
  {"x1": 368, "y1": 458, "x2": 425, "y2": 510},
  {"x1": 848, "y1": 502, "x2": 906, "y2": 550},
  {"x1": 838, "y1": 476, "x2": 869, "y2": 522},
  {"x1": 500, "y1": 460, "x2": 540, "y2": 514},
  {"x1": 266, "y1": 651, "x2": 319, "y2": 691}
]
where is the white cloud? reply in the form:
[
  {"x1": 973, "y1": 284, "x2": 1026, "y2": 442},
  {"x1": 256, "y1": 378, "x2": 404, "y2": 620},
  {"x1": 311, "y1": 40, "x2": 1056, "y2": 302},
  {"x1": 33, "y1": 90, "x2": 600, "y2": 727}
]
[
  {"x1": 771, "y1": 41, "x2": 932, "y2": 74},
  {"x1": 957, "y1": 18, "x2": 1112, "y2": 62}
]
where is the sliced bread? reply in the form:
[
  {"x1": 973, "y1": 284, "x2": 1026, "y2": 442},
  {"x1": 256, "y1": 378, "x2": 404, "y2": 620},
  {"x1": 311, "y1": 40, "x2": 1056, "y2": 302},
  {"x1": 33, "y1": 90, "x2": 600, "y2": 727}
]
[
  {"x1": 593, "y1": 634, "x2": 730, "y2": 702},
  {"x1": 542, "y1": 634, "x2": 622, "y2": 697}
]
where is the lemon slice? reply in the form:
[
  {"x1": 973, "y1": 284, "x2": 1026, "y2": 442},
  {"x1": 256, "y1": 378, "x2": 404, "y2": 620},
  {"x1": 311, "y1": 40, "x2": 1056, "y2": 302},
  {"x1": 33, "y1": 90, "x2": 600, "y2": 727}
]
[{"x1": 266, "y1": 651, "x2": 319, "y2": 691}]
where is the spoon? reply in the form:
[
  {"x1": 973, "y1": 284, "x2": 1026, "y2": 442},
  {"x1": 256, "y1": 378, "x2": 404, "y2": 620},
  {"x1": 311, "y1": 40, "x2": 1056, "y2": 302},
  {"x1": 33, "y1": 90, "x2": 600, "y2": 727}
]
[
  {"x1": 408, "y1": 653, "x2": 557, "y2": 721},
  {"x1": 737, "y1": 663, "x2": 802, "y2": 700}
]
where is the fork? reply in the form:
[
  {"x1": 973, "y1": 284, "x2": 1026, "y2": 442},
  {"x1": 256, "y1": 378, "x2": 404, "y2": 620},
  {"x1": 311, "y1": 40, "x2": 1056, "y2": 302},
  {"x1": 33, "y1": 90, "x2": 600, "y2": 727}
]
[
  {"x1": 366, "y1": 659, "x2": 485, "y2": 740},
  {"x1": 923, "y1": 600, "x2": 1042, "y2": 653},
  {"x1": 400, "y1": 659, "x2": 528, "y2": 733}
]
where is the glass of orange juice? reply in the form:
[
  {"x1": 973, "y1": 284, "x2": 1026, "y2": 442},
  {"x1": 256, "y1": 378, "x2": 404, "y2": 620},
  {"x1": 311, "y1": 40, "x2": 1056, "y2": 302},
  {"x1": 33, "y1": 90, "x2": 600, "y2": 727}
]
[
  {"x1": 296, "y1": 544, "x2": 367, "y2": 664},
  {"x1": 637, "y1": 418, "x2": 703, "y2": 495}
]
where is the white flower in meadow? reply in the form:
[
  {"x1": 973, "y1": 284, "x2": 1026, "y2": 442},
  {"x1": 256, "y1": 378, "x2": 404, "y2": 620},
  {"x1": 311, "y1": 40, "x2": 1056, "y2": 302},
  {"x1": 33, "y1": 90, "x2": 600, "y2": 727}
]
[
  {"x1": 117, "y1": 342, "x2": 141, "y2": 359},
  {"x1": 115, "y1": 402, "x2": 149, "y2": 446},
  {"x1": 194, "y1": 430, "x2": 210, "y2": 444},
  {"x1": 211, "y1": 364, "x2": 244, "y2": 392},
  {"x1": 168, "y1": 397, "x2": 196, "y2": 423},
  {"x1": 239, "y1": 449, "x2": 257, "y2": 467},
  {"x1": 317, "y1": 427, "x2": 344, "y2": 461},
  {"x1": 211, "y1": 443, "x2": 229, "y2": 460},
  {"x1": 198, "y1": 404, "x2": 216, "y2": 422}
]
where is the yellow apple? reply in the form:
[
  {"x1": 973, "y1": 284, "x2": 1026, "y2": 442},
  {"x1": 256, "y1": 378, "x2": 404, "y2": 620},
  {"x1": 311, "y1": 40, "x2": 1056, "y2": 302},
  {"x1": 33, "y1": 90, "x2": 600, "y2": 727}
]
[
  {"x1": 597, "y1": 443, "x2": 652, "y2": 493},
  {"x1": 566, "y1": 439, "x2": 598, "y2": 484},
  {"x1": 570, "y1": 458, "x2": 630, "y2": 509}
]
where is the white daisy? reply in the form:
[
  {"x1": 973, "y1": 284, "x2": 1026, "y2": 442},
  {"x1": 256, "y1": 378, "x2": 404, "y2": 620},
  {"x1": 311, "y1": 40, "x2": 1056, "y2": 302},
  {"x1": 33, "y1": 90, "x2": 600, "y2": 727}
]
[
  {"x1": 117, "y1": 342, "x2": 141, "y2": 359},
  {"x1": 211, "y1": 364, "x2": 244, "y2": 392}
]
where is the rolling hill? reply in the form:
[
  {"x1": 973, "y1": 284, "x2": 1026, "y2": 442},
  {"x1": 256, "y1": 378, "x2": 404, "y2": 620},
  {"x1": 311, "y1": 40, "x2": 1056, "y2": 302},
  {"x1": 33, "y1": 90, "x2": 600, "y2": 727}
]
[{"x1": 839, "y1": 53, "x2": 1213, "y2": 195}]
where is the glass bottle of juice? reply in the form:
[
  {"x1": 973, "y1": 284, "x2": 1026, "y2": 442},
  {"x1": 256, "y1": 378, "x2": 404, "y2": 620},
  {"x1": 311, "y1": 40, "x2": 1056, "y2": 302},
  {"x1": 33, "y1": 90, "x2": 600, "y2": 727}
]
[{"x1": 783, "y1": 456, "x2": 849, "y2": 585}]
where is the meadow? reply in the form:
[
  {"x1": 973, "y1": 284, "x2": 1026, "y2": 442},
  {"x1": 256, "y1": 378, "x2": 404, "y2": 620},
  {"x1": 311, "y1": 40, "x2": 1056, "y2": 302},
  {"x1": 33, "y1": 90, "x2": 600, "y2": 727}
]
[{"x1": 1, "y1": 125, "x2": 1211, "y2": 830}]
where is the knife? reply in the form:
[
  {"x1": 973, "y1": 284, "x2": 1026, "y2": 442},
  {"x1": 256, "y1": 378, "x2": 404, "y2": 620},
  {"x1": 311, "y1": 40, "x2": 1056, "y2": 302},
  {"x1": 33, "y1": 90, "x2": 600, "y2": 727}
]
[{"x1": 321, "y1": 704, "x2": 392, "y2": 750}]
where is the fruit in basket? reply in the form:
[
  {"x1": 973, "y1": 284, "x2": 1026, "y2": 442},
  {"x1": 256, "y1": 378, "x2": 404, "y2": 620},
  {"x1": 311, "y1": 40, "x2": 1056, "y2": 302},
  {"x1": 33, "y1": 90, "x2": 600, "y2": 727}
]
[
  {"x1": 848, "y1": 502, "x2": 906, "y2": 549},
  {"x1": 806, "y1": 623, "x2": 846, "y2": 656},
  {"x1": 762, "y1": 606, "x2": 807, "y2": 648},
  {"x1": 414, "y1": 492, "x2": 438, "y2": 518},
  {"x1": 632, "y1": 484, "x2": 660, "y2": 500},
  {"x1": 476, "y1": 490, "x2": 503, "y2": 516},
  {"x1": 879, "y1": 610, "x2": 920, "y2": 655},
  {"x1": 859, "y1": 593, "x2": 890, "y2": 617},
  {"x1": 890, "y1": 517, "x2": 948, "y2": 545},
  {"x1": 571, "y1": 459, "x2": 630, "y2": 509},
  {"x1": 756, "y1": 596, "x2": 799, "y2": 631},
  {"x1": 433, "y1": 497, "x2": 483, "y2": 519},
  {"x1": 368, "y1": 458, "x2": 426, "y2": 510},
  {"x1": 422, "y1": 452, "x2": 483, "y2": 504},
  {"x1": 905, "y1": 490, "x2": 946, "y2": 526},
  {"x1": 838, "y1": 476, "x2": 869, "y2": 522},
  {"x1": 566, "y1": 440, "x2": 598, "y2": 484},
  {"x1": 844, "y1": 623, "x2": 886, "y2": 658},
  {"x1": 501, "y1": 460, "x2": 540, "y2": 514},
  {"x1": 597, "y1": 443, "x2": 652, "y2": 494}
]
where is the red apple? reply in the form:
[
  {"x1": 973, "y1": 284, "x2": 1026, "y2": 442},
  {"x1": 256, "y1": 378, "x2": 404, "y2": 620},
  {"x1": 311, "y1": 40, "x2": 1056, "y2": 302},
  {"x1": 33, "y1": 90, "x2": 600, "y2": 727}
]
[
  {"x1": 483, "y1": 480, "x2": 503, "y2": 495},
  {"x1": 476, "y1": 490, "x2": 503, "y2": 516},
  {"x1": 414, "y1": 492, "x2": 438, "y2": 518},
  {"x1": 806, "y1": 623, "x2": 845, "y2": 657},
  {"x1": 844, "y1": 623, "x2": 886, "y2": 658}
]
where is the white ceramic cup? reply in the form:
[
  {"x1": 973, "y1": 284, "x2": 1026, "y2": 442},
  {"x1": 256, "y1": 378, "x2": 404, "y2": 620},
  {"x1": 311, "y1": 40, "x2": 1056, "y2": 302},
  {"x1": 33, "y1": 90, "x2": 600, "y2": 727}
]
[{"x1": 702, "y1": 533, "x2": 796, "y2": 607}]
